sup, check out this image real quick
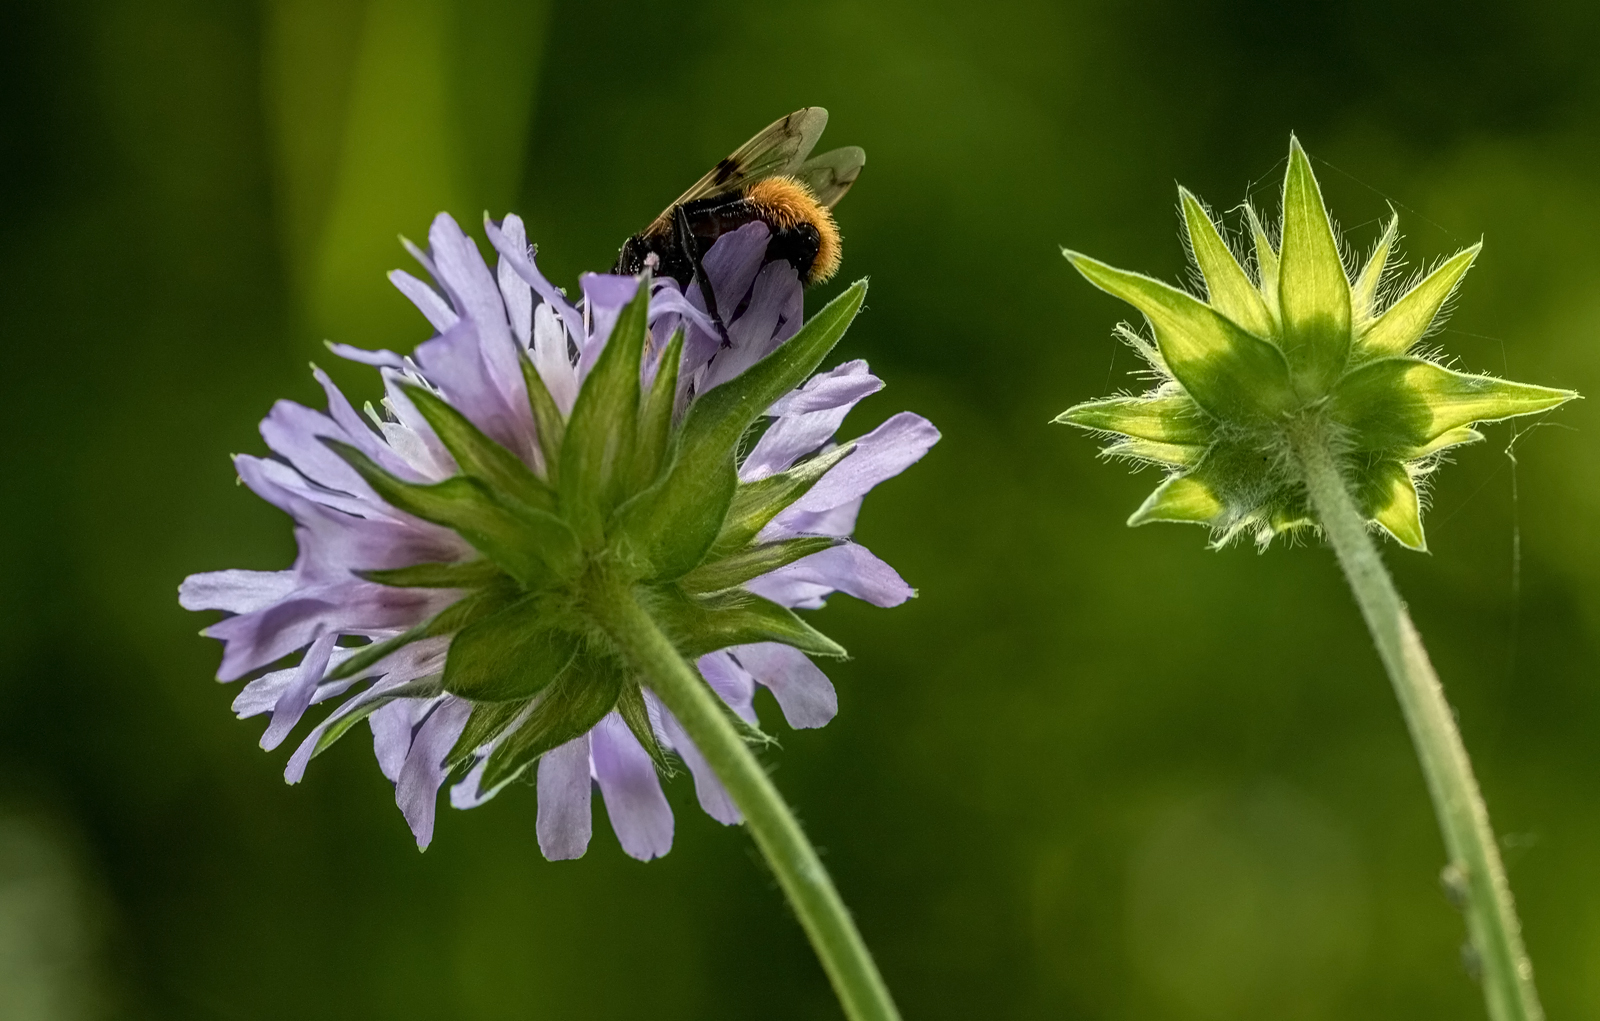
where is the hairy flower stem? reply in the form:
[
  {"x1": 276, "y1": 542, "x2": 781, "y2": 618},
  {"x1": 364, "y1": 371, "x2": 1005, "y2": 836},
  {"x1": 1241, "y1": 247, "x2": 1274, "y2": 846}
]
[
  {"x1": 1290, "y1": 423, "x2": 1541, "y2": 1021},
  {"x1": 595, "y1": 583, "x2": 902, "y2": 1021}
]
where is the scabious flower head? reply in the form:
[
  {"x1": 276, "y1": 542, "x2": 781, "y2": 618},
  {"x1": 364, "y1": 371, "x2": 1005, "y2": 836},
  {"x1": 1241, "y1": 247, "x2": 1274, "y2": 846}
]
[
  {"x1": 1058, "y1": 137, "x2": 1576, "y2": 550},
  {"x1": 180, "y1": 212, "x2": 938, "y2": 857}
]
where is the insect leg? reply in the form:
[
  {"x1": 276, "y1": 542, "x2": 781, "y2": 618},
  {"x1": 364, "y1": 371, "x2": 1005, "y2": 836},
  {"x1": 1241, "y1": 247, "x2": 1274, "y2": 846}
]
[{"x1": 674, "y1": 204, "x2": 730, "y2": 345}]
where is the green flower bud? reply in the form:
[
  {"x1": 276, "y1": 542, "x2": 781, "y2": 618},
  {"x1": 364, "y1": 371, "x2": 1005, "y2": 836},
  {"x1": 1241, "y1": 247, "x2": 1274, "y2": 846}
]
[{"x1": 1058, "y1": 137, "x2": 1577, "y2": 551}]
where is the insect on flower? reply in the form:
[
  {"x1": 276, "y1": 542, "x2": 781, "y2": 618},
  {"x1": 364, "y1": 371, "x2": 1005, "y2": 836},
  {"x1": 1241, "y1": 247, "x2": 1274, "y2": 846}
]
[
  {"x1": 178, "y1": 205, "x2": 938, "y2": 857},
  {"x1": 615, "y1": 107, "x2": 863, "y2": 336}
]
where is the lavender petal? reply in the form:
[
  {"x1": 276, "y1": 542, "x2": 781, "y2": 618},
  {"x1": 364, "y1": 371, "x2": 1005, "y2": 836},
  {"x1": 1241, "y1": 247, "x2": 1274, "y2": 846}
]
[
  {"x1": 388, "y1": 269, "x2": 459, "y2": 333},
  {"x1": 494, "y1": 214, "x2": 533, "y2": 345},
  {"x1": 178, "y1": 569, "x2": 297, "y2": 613},
  {"x1": 590, "y1": 713, "x2": 673, "y2": 861},
  {"x1": 260, "y1": 630, "x2": 339, "y2": 750},
  {"x1": 395, "y1": 696, "x2": 471, "y2": 850},
  {"x1": 732, "y1": 643, "x2": 838, "y2": 729},
  {"x1": 536, "y1": 733, "x2": 594, "y2": 860},
  {"x1": 745, "y1": 543, "x2": 914, "y2": 609},
  {"x1": 659, "y1": 706, "x2": 742, "y2": 825}
]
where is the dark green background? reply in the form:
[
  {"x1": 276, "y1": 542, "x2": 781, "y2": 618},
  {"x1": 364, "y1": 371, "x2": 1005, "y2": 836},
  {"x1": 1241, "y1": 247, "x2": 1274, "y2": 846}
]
[{"x1": 4, "y1": 0, "x2": 1598, "y2": 1018}]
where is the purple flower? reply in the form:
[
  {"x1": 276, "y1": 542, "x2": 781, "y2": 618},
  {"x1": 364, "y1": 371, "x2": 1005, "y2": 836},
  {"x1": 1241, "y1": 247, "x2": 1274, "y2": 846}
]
[{"x1": 180, "y1": 212, "x2": 938, "y2": 857}]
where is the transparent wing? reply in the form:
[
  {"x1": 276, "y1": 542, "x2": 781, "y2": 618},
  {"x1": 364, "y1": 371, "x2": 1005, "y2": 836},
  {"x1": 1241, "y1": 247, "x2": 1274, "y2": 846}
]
[
  {"x1": 794, "y1": 146, "x2": 866, "y2": 208},
  {"x1": 661, "y1": 107, "x2": 830, "y2": 213}
]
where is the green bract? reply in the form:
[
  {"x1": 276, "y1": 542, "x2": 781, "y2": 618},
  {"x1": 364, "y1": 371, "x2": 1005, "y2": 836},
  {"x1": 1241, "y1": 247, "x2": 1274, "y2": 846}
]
[
  {"x1": 1058, "y1": 138, "x2": 1577, "y2": 550},
  {"x1": 324, "y1": 278, "x2": 868, "y2": 789}
]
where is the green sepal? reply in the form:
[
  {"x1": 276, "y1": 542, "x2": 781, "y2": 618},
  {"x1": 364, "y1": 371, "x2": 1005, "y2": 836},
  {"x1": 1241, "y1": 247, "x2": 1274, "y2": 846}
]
[
  {"x1": 302, "y1": 676, "x2": 442, "y2": 764},
  {"x1": 519, "y1": 351, "x2": 566, "y2": 485},
  {"x1": 445, "y1": 698, "x2": 531, "y2": 771},
  {"x1": 638, "y1": 585, "x2": 847, "y2": 659},
  {"x1": 441, "y1": 595, "x2": 581, "y2": 702},
  {"x1": 1276, "y1": 137, "x2": 1352, "y2": 395},
  {"x1": 324, "y1": 439, "x2": 581, "y2": 587},
  {"x1": 1103, "y1": 438, "x2": 1208, "y2": 468},
  {"x1": 1244, "y1": 204, "x2": 1282, "y2": 325},
  {"x1": 1064, "y1": 252, "x2": 1295, "y2": 424},
  {"x1": 1054, "y1": 392, "x2": 1212, "y2": 443},
  {"x1": 560, "y1": 277, "x2": 649, "y2": 545},
  {"x1": 708, "y1": 444, "x2": 856, "y2": 558},
  {"x1": 1128, "y1": 474, "x2": 1224, "y2": 527},
  {"x1": 633, "y1": 328, "x2": 684, "y2": 492},
  {"x1": 356, "y1": 559, "x2": 506, "y2": 589},
  {"x1": 323, "y1": 583, "x2": 518, "y2": 683},
  {"x1": 399, "y1": 383, "x2": 556, "y2": 513},
  {"x1": 616, "y1": 680, "x2": 675, "y2": 776},
  {"x1": 1356, "y1": 244, "x2": 1479, "y2": 360},
  {"x1": 1401, "y1": 425, "x2": 1483, "y2": 459},
  {"x1": 1180, "y1": 188, "x2": 1275, "y2": 339},
  {"x1": 716, "y1": 696, "x2": 779, "y2": 749},
  {"x1": 1267, "y1": 493, "x2": 1316, "y2": 535},
  {"x1": 680, "y1": 536, "x2": 842, "y2": 595},
  {"x1": 1352, "y1": 213, "x2": 1398, "y2": 325},
  {"x1": 1330, "y1": 357, "x2": 1576, "y2": 453},
  {"x1": 481, "y1": 656, "x2": 624, "y2": 790},
  {"x1": 619, "y1": 280, "x2": 867, "y2": 579},
  {"x1": 1353, "y1": 457, "x2": 1427, "y2": 550}
]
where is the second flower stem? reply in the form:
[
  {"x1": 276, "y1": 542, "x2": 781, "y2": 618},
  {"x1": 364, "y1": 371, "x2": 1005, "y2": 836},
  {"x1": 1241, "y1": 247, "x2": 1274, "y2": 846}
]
[
  {"x1": 1292, "y1": 428, "x2": 1541, "y2": 1021},
  {"x1": 596, "y1": 584, "x2": 902, "y2": 1021}
]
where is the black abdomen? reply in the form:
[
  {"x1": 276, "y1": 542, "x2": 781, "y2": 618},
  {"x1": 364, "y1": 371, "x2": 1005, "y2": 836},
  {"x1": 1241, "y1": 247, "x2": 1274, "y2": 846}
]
[{"x1": 615, "y1": 193, "x2": 822, "y2": 289}]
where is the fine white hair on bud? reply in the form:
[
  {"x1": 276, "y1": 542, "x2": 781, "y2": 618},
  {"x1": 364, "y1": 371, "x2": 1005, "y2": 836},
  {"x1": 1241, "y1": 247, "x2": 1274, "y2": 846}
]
[{"x1": 1057, "y1": 136, "x2": 1577, "y2": 552}]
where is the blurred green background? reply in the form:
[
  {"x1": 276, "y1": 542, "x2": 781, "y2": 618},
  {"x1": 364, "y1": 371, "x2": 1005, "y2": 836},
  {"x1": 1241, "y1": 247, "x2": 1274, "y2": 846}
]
[{"x1": 4, "y1": 0, "x2": 1599, "y2": 1017}]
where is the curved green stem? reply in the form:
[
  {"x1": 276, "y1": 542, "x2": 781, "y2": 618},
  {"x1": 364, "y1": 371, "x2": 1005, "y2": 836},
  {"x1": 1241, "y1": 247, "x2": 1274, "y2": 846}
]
[
  {"x1": 1291, "y1": 426, "x2": 1541, "y2": 1021},
  {"x1": 594, "y1": 584, "x2": 902, "y2": 1021}
]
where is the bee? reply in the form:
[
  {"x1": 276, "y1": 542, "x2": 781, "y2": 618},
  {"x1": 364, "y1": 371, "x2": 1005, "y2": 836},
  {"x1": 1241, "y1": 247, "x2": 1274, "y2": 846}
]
[{"x1": 615, "y1": 107, "x2": 865, "y2": 331}]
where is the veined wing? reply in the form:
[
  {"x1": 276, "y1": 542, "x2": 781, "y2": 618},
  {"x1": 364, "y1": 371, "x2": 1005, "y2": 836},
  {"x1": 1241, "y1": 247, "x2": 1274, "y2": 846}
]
[
  {"x1": 794, "y1": 146, "x2": 866, "y2": 208},
  {"x1": 660, "y1": 107, "x2": 829, "y2": 215}
]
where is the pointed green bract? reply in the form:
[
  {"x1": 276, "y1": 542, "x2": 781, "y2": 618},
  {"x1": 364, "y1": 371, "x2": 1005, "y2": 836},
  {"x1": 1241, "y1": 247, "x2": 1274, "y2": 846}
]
[
  {"x1": 678, "y1": 280, "x2": 867, "y2": 472},
  {"x1": 1277, "y1": 138, "x2": 1352, "y2": 395},
  {"x1": 324, "y1": 584, "x2": 516, "y2": 684},
  {"x1": 1066, "y1": 252, "x2": 1294, "y2": 423},
  {"x1": 1355, "y1": 458, "x2": 1427, "y2": 551},
  {"x1": 619, "y1": 280, "x2": 867, "y2": 579},
  {"x1": 1357, "y1": 245, "x2": 1479, "y2": 359},
  {"x1": 441, "y1": 595, "x2": 581, "y2": 702},
  {"x1": 1054, "y1": 393, "x2": 1211, "y2": 443},
  {"x1": 1352, "y1": 214, "x2": 1398, "y2": 325},
  {"x1": 633, "y1": 328, "x2": 684, "y2": 492},
  {"x1": 401, "y1": 383, "x2": 556, "y2": 513},
  {"x1": 446, "y1": 699, "x2": 530, "y2": 771},
  {"x1": 1103, "y1": 438, "x2": 1207, "y2": 467},
  {"x1": 303, "y1": 676, "x2": 443, "y2": 763},
  {"x1": 325, "y1": 439, "x2": 580, "y2": 586},
  {"x1": 681, "y1": 536, "x2": 842, "y2": 594},
  {"x1": 711, "y1": 444, "x2": 857, "y2": 558},
  {"x1": 1331, "y1": 358, "x2": 1576, "y2": 452},
  {"x1": 1128, "y1": 474, "x2": 1222, "y2": 526},
  {"x1": 519, "y1": 351, "x2": 565, "y2": 485},
  {"x1": 640, "y1": 586, "x2": 847, "y2": 659},
  {"x1": 357, "y1": 559, "x2": 506, "y2": 589},
  {"x1": 616, "y1": 680, "x2": 674, "y2": 775},
  {"x1": 482, "y1": 660, "x2": 624, "y2": 790},
  {"x1": 1181, "y1": 189, "x2": 1275, "y2": 338},
  {"x1": 1402, "y1": 425, "x2": 1483, "y2": 459},
  {"x1": 561, "y1": 279, "x2": 650, "y2": 545},
  {"x1": 1245, "y1": 204, "x2": 1282, "y2": 325}
]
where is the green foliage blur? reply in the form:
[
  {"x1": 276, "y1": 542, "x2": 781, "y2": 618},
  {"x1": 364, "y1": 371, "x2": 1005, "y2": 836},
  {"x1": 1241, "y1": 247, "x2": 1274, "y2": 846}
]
[{"x1": 3, "y1": 0, "x2": 1598, "y2": 1017}]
